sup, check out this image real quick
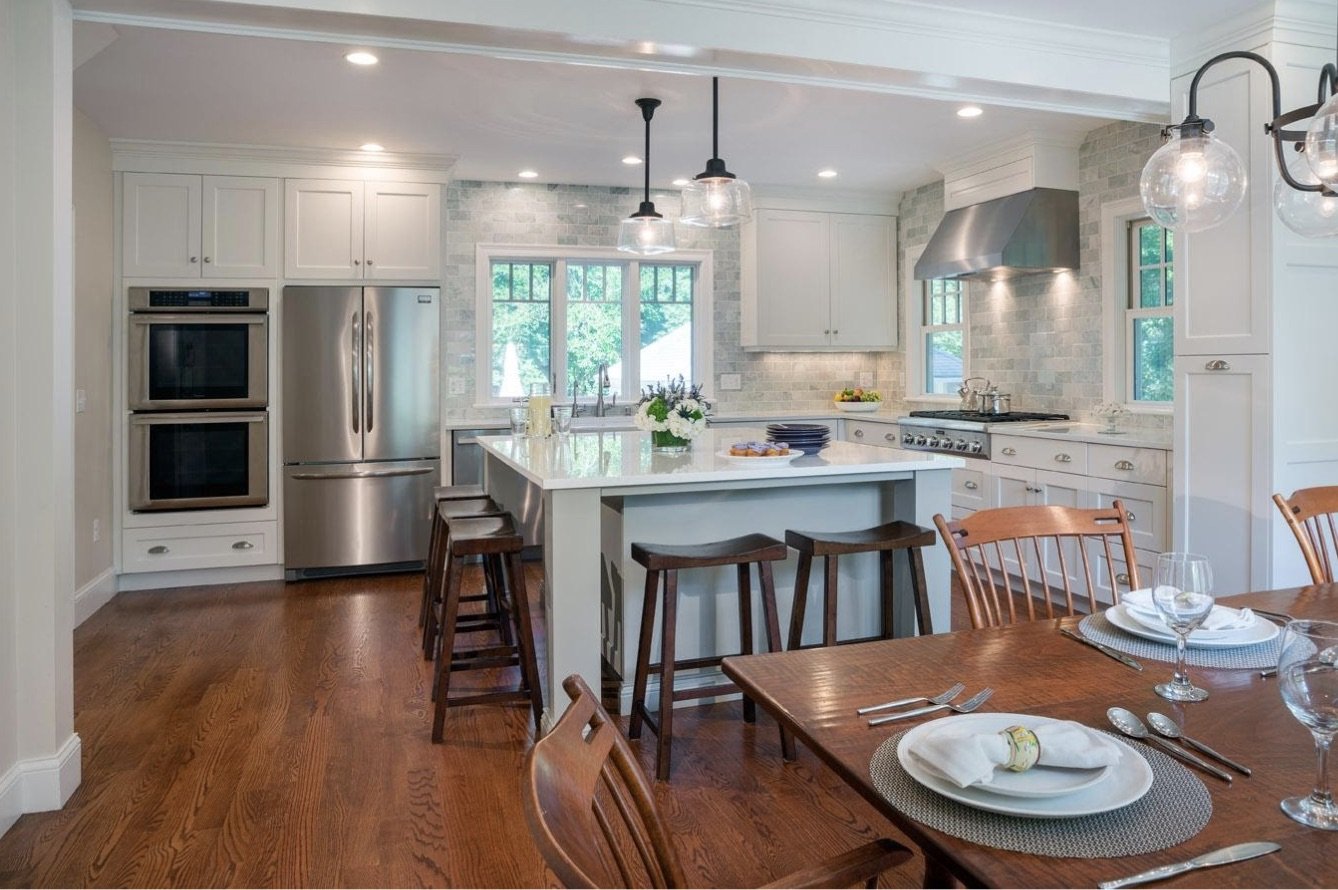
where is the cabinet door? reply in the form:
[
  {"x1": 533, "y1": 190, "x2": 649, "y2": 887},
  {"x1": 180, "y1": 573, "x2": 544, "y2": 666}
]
[
  {"x1": 829, "y1": 213, "x2": 895, "y2": 348},
  {"x1": 285, "y1": 179, "x2": 364, "y2": 279},
  {"x1": 1174, "y1": 353, "x2": 1271, "y2": 593},
  {"x1": 202, "y1": 176, "x2": 279, "y2": 278},
  {"x1": 1034, "y1": 470, "x2": 1095, "y2": 592},
  {"x1": 364, "y1": 183, "x2": 440, "y2": 280},
  {"x1": 746, "y1": 209, "x2": 830, "y2": 347},
  {"x1": 1090, "y1": 476, "x2": 1167, "y2": 554},
  {"x1": 122, "y1": 172, "x2": 201, "y2": 278}
]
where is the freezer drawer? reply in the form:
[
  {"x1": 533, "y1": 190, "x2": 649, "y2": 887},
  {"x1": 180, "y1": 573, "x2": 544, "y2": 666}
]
[{"x1": 283, "y1": 458, "x2": 439, "y2": 575}]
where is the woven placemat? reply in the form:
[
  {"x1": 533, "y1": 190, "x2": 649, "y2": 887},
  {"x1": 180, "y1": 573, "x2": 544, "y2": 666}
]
[
  {"x1": 1078, "y1": 613, "x2": 1280, "y2": 670},
  {"x1": 869, "y1": 729, "x2": 1211, "y2": 858}
]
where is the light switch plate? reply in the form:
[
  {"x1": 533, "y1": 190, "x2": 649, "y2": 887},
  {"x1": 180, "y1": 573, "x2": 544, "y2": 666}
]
[
  {"x1": 75, "y1": 388, "x2": 87, "y2": 413},
  {"x1": 719, "y1": 373, "x2": 742, "y2": 391},
  {"x1": 858, "y1": 372, "x2": 874, "y2": 387}
]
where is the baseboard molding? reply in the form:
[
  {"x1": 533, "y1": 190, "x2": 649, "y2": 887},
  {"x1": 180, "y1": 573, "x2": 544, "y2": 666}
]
[
  {"x1": 74, "y1": 567, "x2": 117, "y2": 626},
  {"x1": 0, "y1": 733, "x2": 82, "y2": 839},
  {"x1": 117, "y1": 563, "x2": 284, "y2": 591}
]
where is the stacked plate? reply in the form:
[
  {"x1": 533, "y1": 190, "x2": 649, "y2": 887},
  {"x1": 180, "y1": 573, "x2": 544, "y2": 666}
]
[
  {"x1": 766, "y1": 423, "x2": 830, "y2": 454},
  {"x1": 1105, "y1": 590, "x2": 1279, "y2": 649}
]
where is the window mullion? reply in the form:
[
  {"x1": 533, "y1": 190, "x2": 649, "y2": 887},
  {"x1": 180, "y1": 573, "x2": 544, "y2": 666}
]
[
  {"x1": 624, "y1": 260, "x2": 639, "y2": 400},
  {"x1": 552, "y1": 260, "x2": 568, "y2": 401}
]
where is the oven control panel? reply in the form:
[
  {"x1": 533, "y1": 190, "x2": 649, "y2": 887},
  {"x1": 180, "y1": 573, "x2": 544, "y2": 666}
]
[
  {"x1": 128, "y1": 287, "x2": 270, "y2": 313},
  {"x1": 896, "y1": 425, "x2": 988, "y2": 459}
]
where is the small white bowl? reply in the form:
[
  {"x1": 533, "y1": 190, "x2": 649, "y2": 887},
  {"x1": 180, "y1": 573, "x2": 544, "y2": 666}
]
[{"x1": 834, "y1": 400, "x2": 881, "y2": 413}]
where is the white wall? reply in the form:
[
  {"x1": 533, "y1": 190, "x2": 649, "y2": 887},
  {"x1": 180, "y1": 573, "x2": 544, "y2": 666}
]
[{"x1": 0, "y1": 0, "x2": 80, "y2": 839}]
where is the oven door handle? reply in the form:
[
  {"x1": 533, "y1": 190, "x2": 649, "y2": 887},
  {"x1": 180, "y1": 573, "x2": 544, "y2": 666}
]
[
  {"x1": 288, "y1": 467, "x2": 434, "y2": 481},
  {"x1": 351, "y1": 312, "x2": 361, "y2": 435},
  {"x1": 129, "y1": 412, "x2": 266, "y2": 425}
]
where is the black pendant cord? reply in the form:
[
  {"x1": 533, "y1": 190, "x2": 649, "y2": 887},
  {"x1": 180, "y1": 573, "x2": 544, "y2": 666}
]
[
  {"x1": 712, "y1": 76, "x2": 720, "y2": 161},
  {"x1": 643, "y1": 105, "x2": 652, "y2": 204}
]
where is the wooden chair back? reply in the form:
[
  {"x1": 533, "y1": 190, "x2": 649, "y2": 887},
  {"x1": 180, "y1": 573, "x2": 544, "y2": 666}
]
[
  {"x1": 1274, "y1": 486, "x2": 1338, "y2": 583},
  {"x1": 934, "y1": 501, "x2": 1140, "y2": 629},
  {"x1": 522, "y1": 674, "x2": 687, "y2": 889}
]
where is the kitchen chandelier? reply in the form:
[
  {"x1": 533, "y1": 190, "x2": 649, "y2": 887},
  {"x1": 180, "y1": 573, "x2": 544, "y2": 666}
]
[
  {"x1": 680, "y1": 76, "x2": 753, "y2": 227},
  {"x1": 1139, "y1": 8, "x2": 1338, "y2": 237},
  {"x1": 617, "y1": 97, "x2": 677, "y2": 255}
]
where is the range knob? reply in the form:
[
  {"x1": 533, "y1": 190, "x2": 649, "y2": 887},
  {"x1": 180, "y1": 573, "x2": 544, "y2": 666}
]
[
  {"x1": 914, "y1": 435, "x2": 927, "y2": 446},
  {"x1": 968, "y1": 441, "x2": 983, "y2": 454},
  {"x1": 955, "y1": 439, "x2": 970, "y2": 451},
  {"x1": 901, "y1": 433, "x2": 914, "y2": 445},
  {"x1": 926, "y1": 436, "x2": 940, "y2": 448}
]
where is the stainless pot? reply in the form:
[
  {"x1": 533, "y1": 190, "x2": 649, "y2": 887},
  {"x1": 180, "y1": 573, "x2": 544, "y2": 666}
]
[{"x1": 977, "y1": 390, "x2": 1012, "y2": 415}]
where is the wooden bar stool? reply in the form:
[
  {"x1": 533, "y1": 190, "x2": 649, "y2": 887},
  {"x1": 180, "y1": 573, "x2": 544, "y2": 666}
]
[
  {"x1": 431, "y1": 515, "x2": 544, "y2": 743},
  {"x1": 417, "y1": 484, "x2": 493, "y2": 632},
  {"x1": 786, "y1": 520, "x2": 938, "y2": 650},
  {"x1": 627, "y1": 532, "x2": 790, "y2": 780},
  {"x1": 420, "y1": 496, "x2": 508, "y2": 658}
]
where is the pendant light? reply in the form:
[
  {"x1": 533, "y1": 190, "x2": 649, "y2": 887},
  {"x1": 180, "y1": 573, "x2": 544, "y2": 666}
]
[
  {"x1": 680, "y1": 77, "x2": 753, "y2": 227},
  {"x1": 617, "y1": 98, "x2": 676, "y2": 256}
]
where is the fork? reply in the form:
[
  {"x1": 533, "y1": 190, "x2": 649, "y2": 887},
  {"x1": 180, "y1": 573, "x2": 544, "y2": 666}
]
[
  {"x1": 868, "y1": 688, "x2": 995, "y2": 726},
  {"x1": 857, "y1": 683, "x2": 965, "y2": 715}
]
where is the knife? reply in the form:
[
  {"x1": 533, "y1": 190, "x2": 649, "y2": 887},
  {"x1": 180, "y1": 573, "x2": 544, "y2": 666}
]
[
  {"x1": 1097, "y1": 841, "x2": 1281, "y2": 889},
  {"x1": 1059, "y1": 627, "x2": 1143, "y2": 671}
]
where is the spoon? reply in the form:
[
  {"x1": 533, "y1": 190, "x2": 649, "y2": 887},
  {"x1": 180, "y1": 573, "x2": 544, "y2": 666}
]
[
  {"x1": 1146, "y1": 712, "x2": 1252, "y2": 776},
  {"x1": 1105, "y1": 707, "x2": 1233, "y2": 783}
]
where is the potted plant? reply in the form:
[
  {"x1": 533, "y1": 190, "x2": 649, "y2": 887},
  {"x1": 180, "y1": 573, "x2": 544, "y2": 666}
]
[{"x1": 635, "y1": 375, "x2": 710, "y2": 452}]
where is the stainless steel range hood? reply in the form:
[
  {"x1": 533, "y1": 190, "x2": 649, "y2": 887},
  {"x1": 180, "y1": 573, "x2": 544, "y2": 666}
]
[{"x1": 913, "y1": 187, "x2": 1079, "y2": 281}]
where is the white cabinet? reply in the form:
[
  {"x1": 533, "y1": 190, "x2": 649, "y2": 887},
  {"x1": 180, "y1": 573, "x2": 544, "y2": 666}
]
[
  {"x1": 844, "y1": 419, "x2": 900, "y2": 448},
  {"x1": 741, "y1": 209, "x2": 895, "y2": 350},
  {"x1": 285, "y1": 179, "x2": 439, "y2": 280},
  {"x1": 122, "y1": 521, "x2": 278, "y2": 573},
  {"x1": 123, "y1": 173, "x2": 279, "y2": 278}
]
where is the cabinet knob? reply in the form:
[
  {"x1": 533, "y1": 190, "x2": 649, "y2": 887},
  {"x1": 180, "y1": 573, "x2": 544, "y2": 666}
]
[
  {"x1": 1001, "y1": 447, "x2": 1017, "y2": 456},
  {"x1": 1126, "y1": 511, "x2": 1136, "y2": 522},
  {"x1": 1205, "y1": 359, "x2": 1230, "y2": 371},
  {"x1": 1114, "y1": 459, "x2": 1135, "y2": 470},
  {"x1": 1025, "y1": 485, "x2": 1041, "y2": 493},
  {"x1": 854, "y1": 429, "x2": 864, "y2": 438},
  {"x1": 823, "y1": 329, "x2": 830, "y2": 334},
  {"x1": 1054, "y1": 452, "x2": 1072, "y2": 463},
  {"x1": 203, "y1": 256, "x2": 211, "y2": 264},
  {"x1": 353, "y1": 259, "x2": 361, "y2": 266},
  {"x1": 832, "y1": 329, "x2": 838, "y2": 335},
  {"x1": 964, "y1": 480, "x2": 979, "y2": 490},
  {"x1": 189, "y1": 256, "x2": 198, "y2": 263},
  {"x1": 232, "y1": 540, "x2": 254, "y2": 550},
  {"x1": 148, "y1": 545, "x2": 169, "y2": 555},
  {"x1": 1116, "y1": 572, "x2": 1131, "y2": 585},
  {"x1": 366, "y1": 259, "x2": 374, "y2": 266}
]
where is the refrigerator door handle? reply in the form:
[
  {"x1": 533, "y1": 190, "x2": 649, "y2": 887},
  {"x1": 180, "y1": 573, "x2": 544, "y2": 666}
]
[
  {"x1": 364, "y1": 311, "x2": 374, "y2": 433},
  {"x1": 351, "y1": 312, "x2": 361, "y2": 434},
  {"x1": 288, "y1": 467, "x2": 434, "y2": 480}
]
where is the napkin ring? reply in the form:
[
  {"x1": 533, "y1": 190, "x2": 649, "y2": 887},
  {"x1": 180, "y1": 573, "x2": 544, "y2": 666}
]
[{"x1": 1001, "y1": 725, "x2": 1040, "y2": 772}]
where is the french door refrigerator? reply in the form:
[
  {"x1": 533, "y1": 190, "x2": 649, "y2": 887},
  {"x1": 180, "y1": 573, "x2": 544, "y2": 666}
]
[{"x1": 282, "y1": 286, "x2": 439, "y2": 578}]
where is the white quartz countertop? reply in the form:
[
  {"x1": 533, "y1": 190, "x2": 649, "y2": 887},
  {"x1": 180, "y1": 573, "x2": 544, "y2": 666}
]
[
  {"x1": 992, "y1": 421, "x2": 1172, "y2": 450},
  {"x1": 443, "y1": 407, "x2": 899, "y2": 432},
  {"x1": 476, "y1": 427, "x2": 961, "y2": 490}
]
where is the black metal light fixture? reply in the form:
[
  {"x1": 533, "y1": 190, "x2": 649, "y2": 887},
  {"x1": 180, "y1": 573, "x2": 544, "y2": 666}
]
[
  {"x1": 617, "y1": 98, "x2": 676, "y2": 255},
  {"x1": 680, "y1": 76, "x2": 753, "y2": 227},
  {"x1": 1140, "y1": 11, "x2": 1338, "y2": 237}
]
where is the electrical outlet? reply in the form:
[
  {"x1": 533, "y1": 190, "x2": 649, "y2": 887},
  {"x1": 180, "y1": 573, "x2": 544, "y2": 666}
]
[
  {"x1": 92, "y1": 518, "x2": 100, "y2": 543},
  {"x1": 75, "y1": 388, "x2": 87, "y2": 414},
  {"x1": 719, "y1": 373, "x2": 742, "y2": 391},
  {"x1": 448, "y1": 378, "x2": 465, "y2": 396},
  {"x1": 858, "y1": 372, "x2": 874, "y2": 388}
]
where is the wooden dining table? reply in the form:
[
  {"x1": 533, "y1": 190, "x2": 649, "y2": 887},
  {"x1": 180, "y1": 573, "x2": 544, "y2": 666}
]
[{"x1": 722, "y1": 586, "x2": 1338, "y2": 888}]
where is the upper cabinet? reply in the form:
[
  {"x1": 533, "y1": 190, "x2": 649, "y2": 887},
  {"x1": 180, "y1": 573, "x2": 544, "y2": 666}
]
[
  {"x1": 285, "y1": 179, "x2": 439, "y2": 281},
  {"x1": 741, "y1": 208, "x2": 895, "y2": 350},
  {"x1": 122, "y1": 173, "x2": 280, "y2": 278}
]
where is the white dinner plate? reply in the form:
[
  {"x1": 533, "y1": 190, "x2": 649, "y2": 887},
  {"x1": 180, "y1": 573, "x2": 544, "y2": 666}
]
[
  {"x1": 897, "y1": 713, "x2": 1153, "y2": 818},
  {"x1": 1124, "y1": 603, "x2": 1256, "y2": 640},
  {"x1": 1105, "y1": 603, "x2": 1279, "y2": 649},
  {"x1": 716, "y1": 449, "x2": 802, "y2": 466}
]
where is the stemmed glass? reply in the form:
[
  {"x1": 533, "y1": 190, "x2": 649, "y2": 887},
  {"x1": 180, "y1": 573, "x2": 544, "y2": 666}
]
[
  {"x1": 1277, "y1": 619, "x2": 1338, "y2": 830},
  {"x1": 1151, "y1": 552, "x2": 1215, "y2": 702}
]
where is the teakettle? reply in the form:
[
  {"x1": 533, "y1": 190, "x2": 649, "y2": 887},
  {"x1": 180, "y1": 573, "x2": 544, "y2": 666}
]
[{"x1": 957, "y1": 377, "x2": 989, "y2": 412}]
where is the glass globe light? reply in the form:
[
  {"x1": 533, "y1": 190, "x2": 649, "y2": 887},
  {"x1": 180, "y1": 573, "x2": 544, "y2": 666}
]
[
  {"x1": 1139, "y1": 129, "x2": 1248, "y2": 232},
  {"x1": 617, "y1": 209, "x2": 676, "y2": 255},
  {"x1": 1274, "y1": 147, "x2": 1338, "y2": 237},
  {"x1": 680, "y1": 175, "x2": 752, "y2": 228},
  {"x1": 1304, "y1": 92, "x2": 1338, "y2": 188}
]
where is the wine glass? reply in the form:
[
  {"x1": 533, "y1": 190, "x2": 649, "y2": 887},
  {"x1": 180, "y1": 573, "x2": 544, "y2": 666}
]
[
  {"x1": 1277, "y1": 619, "x2": 1338, "y2": 830},
  {"x1": 1151, "y1": 552, "x2": 1215, "y2": 702}
]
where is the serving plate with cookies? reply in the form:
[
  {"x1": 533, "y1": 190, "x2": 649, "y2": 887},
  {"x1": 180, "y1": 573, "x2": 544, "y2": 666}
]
[{"x1": 718, "y1": 440, "x2": 803, "y2": 466}]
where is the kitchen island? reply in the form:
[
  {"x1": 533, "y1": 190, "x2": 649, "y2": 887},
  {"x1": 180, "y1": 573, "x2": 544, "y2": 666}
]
[{"x1": 477, "y1": 428, "x2": 961, "y2": 718}]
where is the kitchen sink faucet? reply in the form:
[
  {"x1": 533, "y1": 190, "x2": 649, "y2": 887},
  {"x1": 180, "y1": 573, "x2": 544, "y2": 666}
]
[{"x1": 594, "y1": 363, "x2": 615, "y2": 416}]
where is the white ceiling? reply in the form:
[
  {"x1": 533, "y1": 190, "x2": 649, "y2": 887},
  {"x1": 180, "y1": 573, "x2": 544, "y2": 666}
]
[{"x1": 68, "y1": 1, "x2": 1263, "y2": 196}]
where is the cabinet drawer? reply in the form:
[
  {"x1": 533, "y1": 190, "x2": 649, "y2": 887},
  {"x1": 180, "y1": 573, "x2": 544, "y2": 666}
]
[
  {"x1": 1090, "y1": 479, "x2": 1167, "y2": 553},
  {"x1": 952, "y1": 467, "x2": 987, "y2": 510},
  {"x1": 1090, "y1": 545, "x2": 1158, "y2": 607},
  {"x1": 1088, "y1": 443, "x2": 1168, "y2": 487},
  {"x1": 123, "y1": 521, "x2": 277, "y2": 573},
  {"x1": 845, "y1": 420, "x2": 899, "y2": 447},
  {"x1": 992, "y1": 435, "x2": 1087, "y2": 474}
]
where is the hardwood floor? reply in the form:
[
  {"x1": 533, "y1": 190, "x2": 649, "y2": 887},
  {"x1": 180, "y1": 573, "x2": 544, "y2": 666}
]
[{"x1": 0, "y1": 567, "x2": 970, "y2": 888}]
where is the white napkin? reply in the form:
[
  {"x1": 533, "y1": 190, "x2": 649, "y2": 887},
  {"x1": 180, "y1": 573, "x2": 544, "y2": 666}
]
[
  {"x1": 908, "y1": 720, "x2": 1122, "y2": 788},
  {"x1": 1121, "y1": 588, "x2": 1255, "y2": 632}
]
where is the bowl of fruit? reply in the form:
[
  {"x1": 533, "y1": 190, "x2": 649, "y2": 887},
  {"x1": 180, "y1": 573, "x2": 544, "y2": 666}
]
[{"x1": 834, "y1": 388, "x2": 882, "y2": 412}]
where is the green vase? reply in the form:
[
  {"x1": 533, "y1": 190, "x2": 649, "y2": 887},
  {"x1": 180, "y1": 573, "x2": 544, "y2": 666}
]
[{"x1": 651, "y1": 430, "x2": 692, "y2": 453}]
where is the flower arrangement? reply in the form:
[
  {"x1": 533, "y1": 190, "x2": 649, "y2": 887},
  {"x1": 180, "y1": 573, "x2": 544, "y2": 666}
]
[
  {"x1": 1091, "y1": 401, "x2": 1128, "y2": 432},
  {"x1": 635, "y1": 375, "x2": 710, "y2": 451}
]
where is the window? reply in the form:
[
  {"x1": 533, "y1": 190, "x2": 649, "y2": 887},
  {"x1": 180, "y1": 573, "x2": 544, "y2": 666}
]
[
  {"x1": 1126, "y1": 218, "x2": 1173, "y2": 403},
  {"x1": 477, "y1": 246, "x2": 712, "y2": 405},
  {"x1": 904, "y1": 245, "x2": 969, "y2": 399}
]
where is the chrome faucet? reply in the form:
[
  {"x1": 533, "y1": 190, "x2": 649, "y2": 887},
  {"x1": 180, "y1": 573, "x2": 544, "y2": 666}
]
[{"x1": 595, "y1": 363, "x2": 611, "y2": 417}]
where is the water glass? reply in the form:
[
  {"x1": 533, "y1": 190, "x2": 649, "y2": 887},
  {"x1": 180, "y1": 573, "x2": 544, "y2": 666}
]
[
  {"x1": 508, "y1": 405, "x2": 528, "y2": 436},
  {"x1": 1278, "y1": 619, "x2": 1338, "y2": 830},
  {"x1": 1151, "y1": 552, "x2": 1215, "y2": 702},
  {"x1": 552, "y1": 404, "x2": 574, "y2": 436}
]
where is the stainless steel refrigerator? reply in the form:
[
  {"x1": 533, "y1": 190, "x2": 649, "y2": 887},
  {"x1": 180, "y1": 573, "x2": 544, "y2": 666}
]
[{"x1": 281, "y1": 286, "x2": 439, "y2": 578}]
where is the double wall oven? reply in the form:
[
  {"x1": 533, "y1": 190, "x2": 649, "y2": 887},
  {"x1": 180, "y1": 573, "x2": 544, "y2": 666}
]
[{"x1": 127, "y1": 287, "x2": 270, "y2": 511}]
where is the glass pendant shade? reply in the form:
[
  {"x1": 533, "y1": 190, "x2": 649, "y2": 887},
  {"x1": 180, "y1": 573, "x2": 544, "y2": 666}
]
[
  {"x1": 1275, "y1": 148, "x2": 1338, "y2": 237},
  {"x1": 617, "y1": 208, "x2": 676, "y2": 255},
  {"x1": 1305, "y1": 92, "x2": 1338, "y2": 188},
  {"x1": 681, "y1": 175, "x2": 752, "y2": 228},
  {"x1": 1139, "y1": 130, "x2": 1248, "y2": 232}
]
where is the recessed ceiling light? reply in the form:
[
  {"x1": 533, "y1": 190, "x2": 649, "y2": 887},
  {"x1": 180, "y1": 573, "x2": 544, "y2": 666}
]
[
  {"x1": 817, "y1": 168, "x2": 839, "y2": 179},
  {"x1": 360, "y1": 143, "x2": 384, "y2": 152},
  {"x1": 574, "y1": 203, "x2": 588, "y2": 209},
  {"x1": 622, "y1": 155, "x2": 643, "y2": 166},
  {"x1": 345, "y1": 51, "x2": 379, "y2": 66},
  {"x1": 957, "y1": 105, "x2": 984, "y2": 118},
  {"x1": 672, "y1": 178, "x2": 690, "y2": 187},
  {"x1": 518, "y1": 170, "x2": 538, "y2": 179}
]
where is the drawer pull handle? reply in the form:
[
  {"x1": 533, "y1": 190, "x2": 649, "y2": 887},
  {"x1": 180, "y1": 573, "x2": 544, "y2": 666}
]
[
  {"x1": 1002, "y1": 447, "x2": 1017, "y2": 456},
  {"x1": 1114, "y1": 459, "x2": 1135, "y2": 470},
  {"x1": 854, "y1": 429, "x2": 864, "y2": 438},
  {"x1": 1116, "y1": 572, "x2": 1131, "y2": 585},
  {"x1": 148, "y1": 545, "x2": 169, "y2": 555},
  {"x1": 1025, "y1": 485, "x2": 1042, "y2": 493},
  {"x1": 964, "y1": 480, "x2": 979, "y2": 490},
  {"x1": 1126, "y1": 511, "x2": 1136, "y2": 522},
  {"x1": 1205, "y1": 359, "x2": 1230, "y2": 371},
  {"x1": 232, "y1": 541, "x2": 254, "y2": 550},
  {"x1": 884, "y1": 433, "x2": 896, "y2": 441},
  {"x1": 1054, "y1": 453, "x2": 1072, "y2": 463}
]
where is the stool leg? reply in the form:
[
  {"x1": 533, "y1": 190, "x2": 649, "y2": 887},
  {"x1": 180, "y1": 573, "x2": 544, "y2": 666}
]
[
  {"x1": 431, "y1": 551, "x2": 466, "y2": 743},
  {"x1": 422, "y1": 530, "x2": 449, "y2": 660},
  {"x1": 484, "y1": 552, "x2": 514, "y2": 646},
  {"x1": 736, "y1": 563, "x2": 756, "y2": 724},
  {"x1": 908, "y1": 546, "x2": 934, "y2": 636},
  {"x1": 507, "y1": 549, "x2": 545, "y2": 732},
  {"x1": 879, "y1": 550, "x2": 896, "y2": 640},
  {"x1": 655, "y1": 570, "x2": 679, "y2": 781},
  {"x1": 757, "y1": 559, "x2": 796, "y2": 762},
  {"x1": 822, "y1": 555, "x2": 840, "y2": 647},
  {"x1": 419, "y1": 510, "x2": 442, "y2": 629},
  {"x1": 628, "y1": 568, "x2": 660, "y2": 741},
  {"x1": 787, "y1": 550, "x2": 813, "y2": 650}
]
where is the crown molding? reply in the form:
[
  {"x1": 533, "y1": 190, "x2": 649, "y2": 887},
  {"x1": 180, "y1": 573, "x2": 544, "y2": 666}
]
[
  {"x1": 1171, "y1": 0, "x2": 1337, "y2": 76},
  {"x1": 936, "y1": 130, "x2": 1086, "y2": 182},
  {"x1": 110, "y1": 140, "x2": 457, "y2": 181},
  {"x1": 750, "y1": 186, "x2": 900, "y2": 215}
]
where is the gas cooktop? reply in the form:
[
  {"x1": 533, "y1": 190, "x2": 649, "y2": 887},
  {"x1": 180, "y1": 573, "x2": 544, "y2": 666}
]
[
  {"x1": 906, "y1": 410, "x2": 1069, "y2": 424},
  {"x1": 898, "y1": 410, "x2": 1069, "y2": 459}
]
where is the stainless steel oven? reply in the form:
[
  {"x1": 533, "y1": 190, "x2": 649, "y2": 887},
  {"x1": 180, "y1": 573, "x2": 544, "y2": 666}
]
[
  {"x1": 128, "y1": 411, "x2": 269, "y2": 511},
  {"x1": 128, "y1": 287, "x2": 268, "y2": 410}
]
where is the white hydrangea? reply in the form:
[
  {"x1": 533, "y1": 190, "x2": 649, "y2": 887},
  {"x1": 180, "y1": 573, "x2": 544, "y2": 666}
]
[{"x1": 635, "y1": 399, "x2": 669, "y2": 432}]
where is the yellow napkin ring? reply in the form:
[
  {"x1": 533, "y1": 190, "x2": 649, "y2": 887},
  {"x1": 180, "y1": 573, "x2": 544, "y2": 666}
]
[{"x1": 1001, "y1": 725, "x2": 1040, "y2": 772}]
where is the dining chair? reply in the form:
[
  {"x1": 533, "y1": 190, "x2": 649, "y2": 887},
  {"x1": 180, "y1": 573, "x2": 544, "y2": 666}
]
[
  {"x1": 934, "y1": 501, "x2": 1140, "y2": 629},
  {"x1": 1274, "y1": 486, "x2": 1338, "y2": 583},
  {"x1": 522, "y1": 673, "x2": 912, "y2": 889}
]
